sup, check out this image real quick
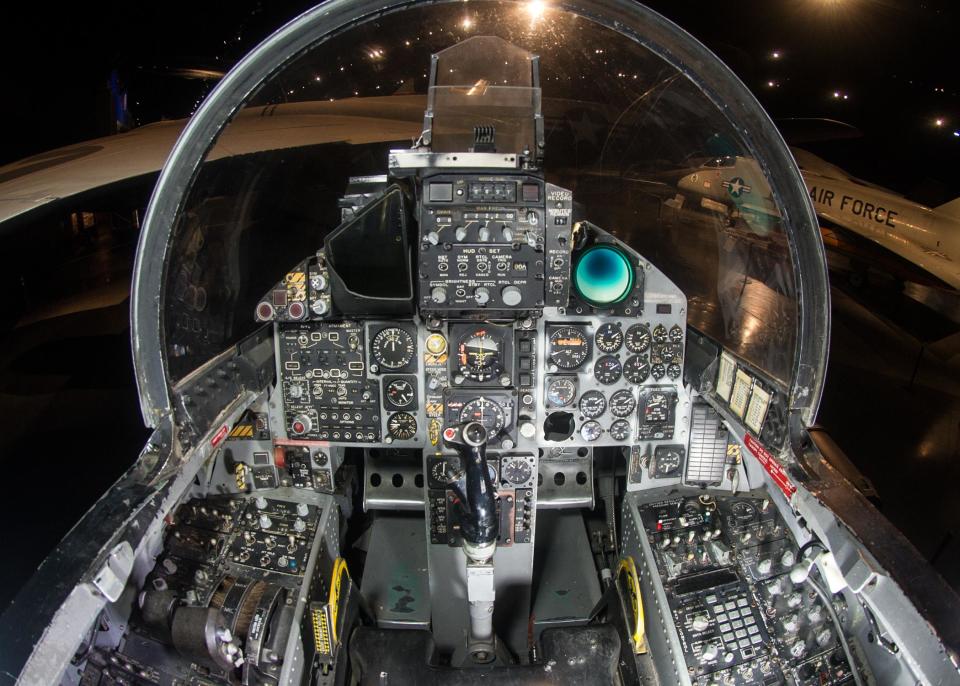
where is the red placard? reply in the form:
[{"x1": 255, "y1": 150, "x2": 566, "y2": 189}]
[
  {"x1": 211, "y1": 424, "x2": 229, "y2": 448},
  {"x1": 744, "y1": 433, "x2": 796, "y2": 499}
]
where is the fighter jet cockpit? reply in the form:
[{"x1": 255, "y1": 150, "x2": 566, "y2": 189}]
[{"x1": 3, "y1": 1, "x2": 959, "y2": 685}]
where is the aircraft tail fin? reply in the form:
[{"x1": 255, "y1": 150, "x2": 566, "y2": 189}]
[{"x1": 936, "y1": 197, "x2": 960, "y2": 220}]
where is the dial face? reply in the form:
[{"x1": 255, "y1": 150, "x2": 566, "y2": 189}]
[
  {"x1": 593, "y1": 355, "x2": 623, "y2": 385},
  {"x1": 580, "y1": 420, "x2": 603, "y2": 442},
  {"x1": 387, "y1": 412, "x2": 417, "y2": 440},
  {"x1": 372, "y1": 328, "x2": 415, "y2": 370},
  {"x1": 623, "y1": 355, "x2": 650, "y2": 384},
  {"x1": 385, "y1": 379, "x2": 415, "y2": 408},
  {"x1": 501, "y1": 458, "x2": 533, "y2": 485},
  {"x1": 546, "y1": 377, "x2": 577, "y2": 407},
  {"x1": 430, "y1": 458, "x2": 463, "y2": 485},
  {"x1": 594, "y1": 323, "x2": 624, "y2": 353},
  {"x1": 459, "y1": 397, "x2": 506, "y2": 435},
  {"x1": 651, "y1": 363, "x2": 666, "y2": 380},
  {"x1": 609, "y1": 419, "x2": 631, "y2": 441},
  {"x1": 669, "y1": 325, "x2": 684, "y2": 343},
  {"x1": 609, "y1": 389, "x2": 637, "y2": 418},
  {"x1": 653, "y1": 448, "x2": 682, "y2": 477},
  {"x1": 457, "y1": 329, "x2": 502, "y2": 381},
  {"x1": 625, "y1": 324, "x2": 651, "y2": 353},
  {"x1": 549, "y1": 326, "x2": 590, "y2": 369},
  {"x1": 652, "y1": 324, "x2": 668, "y2": 343},
  {"x1": 731, "y1": 501, "x2": 758, "y2": 523},
  {"x1": 579, "y1": 390, "x2": 606, "y2": 419},
  {"x1": 644, "y1": 391, "x2": 672, "y2": 423},
  {"x1": 667, "y1": 362, "x2": 682, "y2": 380}
]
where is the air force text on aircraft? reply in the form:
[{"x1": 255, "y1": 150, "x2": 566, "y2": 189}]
[{"x1": 808, "y1": 186, "x2": 899, "y2": 228}]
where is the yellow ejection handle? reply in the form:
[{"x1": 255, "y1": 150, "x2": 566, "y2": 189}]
[
  {"x1": 329, "y1": 557, "x2": 351, "y2": 644},
  {"x1": 618, "y1": 556, "x2": 647, "y2": 654}
]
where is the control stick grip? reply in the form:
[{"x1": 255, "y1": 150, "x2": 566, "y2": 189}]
[{"x1": 443, "y1": 422, "x2": 498, "y2": 547}]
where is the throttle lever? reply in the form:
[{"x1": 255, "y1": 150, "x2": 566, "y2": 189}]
[{"x1": 442, "y1": 422, "x2": 499, "y2": 560}]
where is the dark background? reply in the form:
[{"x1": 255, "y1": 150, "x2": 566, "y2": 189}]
[{"x1": 0, "y1": 0, "x2": 958, "y2": 611}]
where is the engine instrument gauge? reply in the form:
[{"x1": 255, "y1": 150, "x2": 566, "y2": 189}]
[
  {"x1": 593, "y1": 355, "x2": 623, "y2": 385},
  {"x1": 580, "y1": 420, "x2": 602, "y2": 442},
  {"x1": 667, "y1": 363, "x2": 682, "y2": 380},
  {"x1": 548, "y1": 326, "x2": 590, "y2": 369},
  {"x1": 652, "y1": 324, "x2": 668, "y2": 343},
  {"x1": 669, "y1": 325, "x2": 684, "y2": 343},
  {"x1": 623, "y1": 355, "x2": 650, "y2": 384},
  {"x1": 387, "y1": 412, "x2": 417, "y2": 440},
  {"x1": 731, "y1": 501, "x2": 758, "y2": 523},
  {"x1": 458, "y1": 397, "x2": 506, "y2": 435},
  {"x1": 609, "y1": 419, "x2": 631, "y2": 441},
  {"x1": 594, "y1": 323, "x2": 624, "y2": 353},
  {"x1": 501, "y1": 457, "x2": 533, "y2": 485},
  {"x1": 625, "y1": 324, "x2": 651, "y2": 353},
  {"x1": 650, "y1": 363, "x2": 666, "y2": 380},
  {"x1": 457, "y1": 329, "x2": 502, "y2": 381},
  {"x1": 430, "y1": 458, "x2": 463, "y2": 485},
  {"x1": 372, "y1": 327, "x2": 415, "y2": 370},
  {"x1": 385, "y1": 379, "x2": 415, "y2": 408},
  {"x1": 652, "y1": 446, "x2": 683, "y2": 478},
  {"x1": 609, "y1": 389, "x2": 637, "y2": 417},
  {"x1": 578, "y1": 390, "x2": 606, "y2": 418},
  {"x1": 546, "y1": 377, "x2": 576, "y2": 407}
]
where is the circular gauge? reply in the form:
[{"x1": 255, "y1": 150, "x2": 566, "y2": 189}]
[
  {"x1": 667, "y1": 363, "x2": 682, "y2": 380},
  {"x1": 425, "y1": 333, "x2": 448, "y2": 356},
  {"x1": 609, "y1": 389, "x2": 637, "y2": 418},
  {"x1": 372, "y1": 328, "x2": 415, "y2": 370},
  {"x1": 549, "y1": 327, "x2": 590, "y2": 369},
  {"x1": 625, "y1": 324, "x2": 651, "y2": 353},
  {"x1": 652, "y1": 324, "x2": 668, "y2": 343},
  {"x1": 430, "y1": 458, "x2": 462, "y2": 485},
  {"x1": 385, "y1": 379, "x2": 415, "y2": 408},
  {"x1": 669, "y1": 325, "x2": 684, "y2": 343},
  {"x1": 651, "y1": 363, "x2": 666, "y2": 380},
  {"x1": 459, "y1": 397, "x2": 506, "y2": 435},
  {"x1": 580, "y1": 420, "x2": 603, "y2": 442},
  {"x1": 457, "y1": 329, "x2": 502, "y2": 381},
  {"x1": 547, "y1": 377, "x2": 577, "y2": 407},
  {"x1": 387, "y1": 412, "x2": 417, "y2": 440},
  {"x1": 594, "y1": 323, "x2": 624, "y2": 353},
  {"x1": 502, "y1": 458, "x2": 533, "y2": 485},
  {"x1": 593, "y1": 355, "x2": 623, "y2": 384},
  {"x1": 731, "y1": 501, "x2": 758, "y2": 523},
  {"x1": 579, "y1": 390, "x2": 606, "y2": 418},
  {"x1": 623, "y1": 355, "x2": 650, "y2": 384},
  {"x1": 609, "y1": 419, "x2": 631, "y2": 441},
  {"x1": 654, "y1": 448, "x2": 682, "y2": 477},
  {"x1": 664, "y1": 343, "x2": 683, "y2": 363}
]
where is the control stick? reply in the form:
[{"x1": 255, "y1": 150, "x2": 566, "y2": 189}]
[
  {"x1": 443, "y1": 422, "x2": 501, "y2": 663},
  {"x1": 442, "y1": 422, "x2": 498, "y2": 562}
]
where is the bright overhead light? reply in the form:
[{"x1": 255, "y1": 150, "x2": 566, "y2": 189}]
[
  {"x1": 935, "y1": 118, "x2": 945, "y2": 127},
  {"x1": 461, "y1": 16, "x2": 473, "y2": 29},
  {"x1": 525, "y1": 0, "x2": 546, "y2": 21},
  {"x1": 771, "y1": 50, "x2": 782, "y2": 59}
]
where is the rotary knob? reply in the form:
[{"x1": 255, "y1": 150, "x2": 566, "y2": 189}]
[
  {"x1": 455, "y1": 226, "x2": 468, "y2": 241},
  {"x1": 297, "y1": 502, "x2": 309, "y2": 517},
  {"x1": 254, "y1": 496, "x2": 268, "y2": 510},
  {"x1": 780, "y1": 549, "x2": 796, "y2": 567},
  {"x1": 691, "y1": 615, "x2": 710, "y2": 632},
  {"x1": 478, "y1": 224, "x2": 492, "y2": 242},
  {"x1": 294, "y1": 518, "x2": 307, "y2": 533},
  {"x1": 700, "y1": 642, "x2": 719, "y2": 663},
  {"x1": 502, "y1": 226, "x2": 515, "y2": 242},
  {"x1": 474, "y1": 287, "x2": 491, "y2": 305},
  {"x1": 431, "y1": 286, "x2": 447, "y2": 304},
  {"x1": 757, "y1": 558, "x2": 773, "y2": 575},
  {"x1": 501, "y1": 285, "x2": 522, "y2": 306},
  {"x1": 259, "y1": 514, "x2": 273, "y2": 530}
]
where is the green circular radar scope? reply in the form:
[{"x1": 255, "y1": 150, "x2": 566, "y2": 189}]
[{"x1": 573, "y1": 245, "x2": 635, "y2": 307}]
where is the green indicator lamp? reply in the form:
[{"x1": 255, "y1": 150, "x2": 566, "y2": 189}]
[{"x1": 573, "y1": 245, "x2": 634, "y2": 307}]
